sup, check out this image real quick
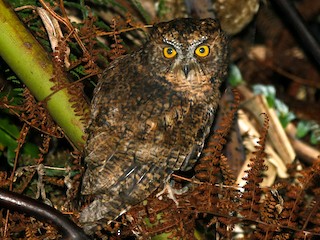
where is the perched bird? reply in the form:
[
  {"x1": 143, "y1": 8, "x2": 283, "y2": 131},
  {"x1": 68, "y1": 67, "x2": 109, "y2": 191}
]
[{"x1": 80, "y1": 18, "x2": 229, "y2": 230}]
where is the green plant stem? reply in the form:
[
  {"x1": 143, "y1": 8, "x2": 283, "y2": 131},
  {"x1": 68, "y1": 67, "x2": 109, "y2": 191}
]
[{"x1": 0, "y1": 0, "x2": 88, "y2": 150}]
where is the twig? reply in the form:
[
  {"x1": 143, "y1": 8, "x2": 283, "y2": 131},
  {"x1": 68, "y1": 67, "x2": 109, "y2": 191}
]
[
  {"x1": 286, "y1": 123, "x2": 320, "y2": 164},
  {"x1": 271, "y1": 0, "x2": 320, "y2": 71}
]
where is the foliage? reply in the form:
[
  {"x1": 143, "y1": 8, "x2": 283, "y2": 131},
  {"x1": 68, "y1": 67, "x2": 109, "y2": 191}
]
[
  {"x1": 253, "y1": 84, "x2": 296, "y2": 128},
  {"x1": 0, "y1": 116, "x2": 39, "y2": 166},
  {"x1": 253, "y1": 85, "x2": 319, "y2": 144},
  {"x1": 0, "y1": 0, "x2": 320, "y2": 240},
  {"x1": 228, "y1": 64, "x2": 244, "y2": 87},
  {"x1": 296, "y1": 121, "x2": 320, "y2": 145}
]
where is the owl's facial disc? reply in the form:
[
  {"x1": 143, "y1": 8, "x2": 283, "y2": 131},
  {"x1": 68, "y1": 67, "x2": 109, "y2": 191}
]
[{"x1": 162, "y1": 36, "x2": 210, "y2": 79}]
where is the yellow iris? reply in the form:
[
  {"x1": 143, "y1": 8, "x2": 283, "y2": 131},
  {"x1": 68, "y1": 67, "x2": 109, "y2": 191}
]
[
  {"x1": 163, "y1": 47, "x2": 177, "y2": 59},
  {"x1": 195, "y1": 45, "x2": 210, "y2": 57}
]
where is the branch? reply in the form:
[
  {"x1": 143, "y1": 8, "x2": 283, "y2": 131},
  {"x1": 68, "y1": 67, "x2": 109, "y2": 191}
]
[
  {"x1": 0, "y1": 0, "x2": 89, "y2": 150},
  {"x1": 271, "y1": 0, "x2": 320, "y2": 71},
  {"x1": 0, "y1": 189, "x2": 90, "y2": 240}
]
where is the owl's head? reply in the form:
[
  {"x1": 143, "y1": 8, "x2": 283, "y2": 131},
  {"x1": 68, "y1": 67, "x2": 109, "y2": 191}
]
[{"x1": 142, "y1": 18, "x2": 229, "y2": 96}]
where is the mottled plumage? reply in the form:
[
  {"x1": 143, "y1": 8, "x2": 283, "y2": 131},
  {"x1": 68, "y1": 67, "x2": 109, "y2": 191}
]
[{"x1": 80, "y1": 18, "x2": 229, "y2": 228}]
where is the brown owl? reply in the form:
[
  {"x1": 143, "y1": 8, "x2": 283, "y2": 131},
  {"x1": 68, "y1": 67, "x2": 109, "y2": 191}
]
[{"x1": 80, "y1": 18, "x2": 229, "y2": 229}]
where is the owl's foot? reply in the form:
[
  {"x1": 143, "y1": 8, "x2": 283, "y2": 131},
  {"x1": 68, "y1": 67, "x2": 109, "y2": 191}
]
[{"x1": 156, "y1": 181, "x2": 190, "y2": 206}]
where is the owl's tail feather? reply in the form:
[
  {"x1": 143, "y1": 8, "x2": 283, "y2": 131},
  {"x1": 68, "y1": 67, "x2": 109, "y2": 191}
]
[
  {"x1": 80, "y1": 164, "x2": 166, "y2": 234},
  {"x1": 80, "y1": 195, "x2": 127, "y2": 234}
]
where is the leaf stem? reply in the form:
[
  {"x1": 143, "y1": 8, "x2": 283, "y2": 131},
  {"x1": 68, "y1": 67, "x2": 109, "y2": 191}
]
[{"x1": 0, "y1": 0, "x2": 88, "y2": 150}]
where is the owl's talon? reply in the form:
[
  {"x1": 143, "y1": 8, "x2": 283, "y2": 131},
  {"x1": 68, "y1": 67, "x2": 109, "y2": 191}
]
[
  {"x1": 156, "y1": 182, "x2": 179, "y2": 206},
  {"x1": 156, "y1": 181, "x2": 191, "y2": 206}
]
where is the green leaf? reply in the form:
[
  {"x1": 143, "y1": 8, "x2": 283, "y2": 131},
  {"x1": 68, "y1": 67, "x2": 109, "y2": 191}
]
[
  {"x1": 129, "y1": 0, "x2": 151, "y2": 23},
  {"x1": 64, "y1": 1, "x2": 89, "y2": 19},
  {"x1": 151, "y1": 233, "x2": 172, "y2": 240},
  {"x1": 9, "y1": 0, "x2": 38, "y2": 8},
  {"x1": 278, "y1": 111, "x2": 295, "y2": 128},
  {"x1": 309, "y1": 123, "x2": 320, "y2": 144},
  {"x1": 0, "y1": 116, "x2": 39, "y2": 166},
  {"x1": 6, "y1": 147, "x2": 16, "y2": 166},
  {"x1": 296, "y1": 121, "x2": 312, "y2": 138},
  {"x1": 157, "y1": 0, "x2": 169, "y2": 18},
  {"x1": 275, "y1": 99, "x2": 295, "y2": 128},
  {"x1": 310, "y1": 130, "x2": 320, "y2": 145},
  {"x1": 252, "y1": 85, "x2": 295, "y2": 127},
  {"x1": 70, "y1": 65, "x2": 86, "y2": 79},
  {"x1": 253, "y1": 84, "x2": 276, "y2": 108},
  {"x1": 44, "y1": 167, "x2": 67, "y2": 177},
  {"x1": 22, "y1": 142, "x2": 40, "y2": 158},
  {"x1": 0, "y1": 117, "x2": 20, "y2": 141},
  {"x1": 228, "y1": 64, "x2": 244, "y2": 87}
]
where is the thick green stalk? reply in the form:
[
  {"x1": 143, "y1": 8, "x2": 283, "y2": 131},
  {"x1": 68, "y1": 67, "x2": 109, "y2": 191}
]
[{"x1": 0, "y1": 0, "x2": 88, "y2": 149}]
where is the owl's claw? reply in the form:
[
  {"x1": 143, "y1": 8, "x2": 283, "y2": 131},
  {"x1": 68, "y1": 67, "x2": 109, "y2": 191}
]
[
  {"x1": 156, "y1": 181, "x2": 190, "y2": 206},
  {"x1": 156, "y1": 182, "x2": 179, "y2": 205}
]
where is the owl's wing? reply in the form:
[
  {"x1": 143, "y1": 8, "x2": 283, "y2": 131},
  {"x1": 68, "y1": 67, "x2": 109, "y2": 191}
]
[
  {"x1": 81, "y1": 121, "x2": 184, "y2": 194},
  {"x1": 80, "y1": 122, "x2": 180, "y2": 225},
  {"x1": 80, "y1": 97, "x2": 211, "y2": 225}
]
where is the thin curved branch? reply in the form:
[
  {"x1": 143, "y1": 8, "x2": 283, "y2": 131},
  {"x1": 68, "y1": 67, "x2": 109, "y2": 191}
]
[{"x1": 0, "y1": 189, "x2": 90, "y2": 240}]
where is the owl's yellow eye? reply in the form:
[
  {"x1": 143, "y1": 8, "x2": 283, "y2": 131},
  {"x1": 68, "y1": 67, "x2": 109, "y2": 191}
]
[
  {"x1": 195, "y1": 45, "x2": 210, "y2": 57},
  {"x1": 163, "y1": 47, "x2": 177, "y2": 59}
]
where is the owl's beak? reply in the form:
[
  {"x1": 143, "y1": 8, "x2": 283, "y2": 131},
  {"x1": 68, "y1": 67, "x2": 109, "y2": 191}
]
[{"x1": 182, "y1": 65, "x2": 190, "y2": 78}]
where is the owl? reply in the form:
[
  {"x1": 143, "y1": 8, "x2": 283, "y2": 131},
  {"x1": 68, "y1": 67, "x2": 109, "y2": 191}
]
[{"x1": 80, "y1": 18, "x2": 229, "y2": 230}]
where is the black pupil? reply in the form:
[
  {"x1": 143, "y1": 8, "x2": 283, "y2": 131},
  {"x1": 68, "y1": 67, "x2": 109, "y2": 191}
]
[
  {"x1": 199, "y1": 47, "x2": 205, "y2": 53},
  {"x1": 167, "y1": 48, "x2": 173, "y2": 54}
]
